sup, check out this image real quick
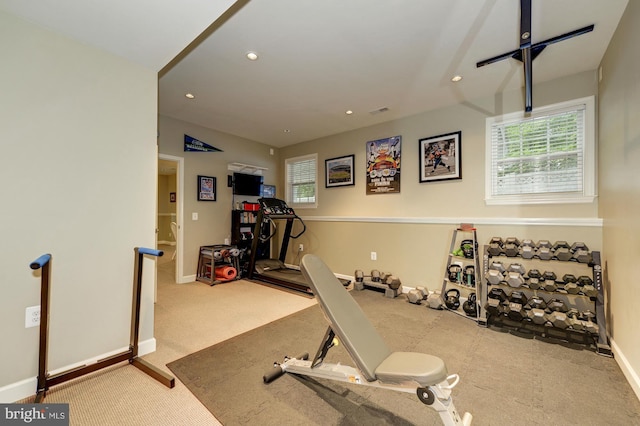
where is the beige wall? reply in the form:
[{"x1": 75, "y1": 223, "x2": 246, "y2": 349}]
[
  {"x1": 280, "y1": 70, "x2": 602, "y2": 288},
  {"x1": 598, "y1": 1, "x2": 640, "y2": 396},
  {"x1": 158, "y1": 115, "x2": 280, "y2": 277},
  {"x1": 0, "y1": 11, "x2": 158, "y2": 397}
]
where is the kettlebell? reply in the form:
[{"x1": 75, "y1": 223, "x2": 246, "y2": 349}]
[
  {"x1": 445, "y1": 288, "x2": 461, "y2": 310},
  {"x1": 448, "y1": 264, "x2": 462, "y2": 283},
  {"x1": 462, "y1": 292, "x2": 478, "y2": 317}
]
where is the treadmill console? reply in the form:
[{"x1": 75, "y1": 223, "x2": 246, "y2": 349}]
[{"x1": 258, "y1": 198, "x2": 296, "y2": 217}]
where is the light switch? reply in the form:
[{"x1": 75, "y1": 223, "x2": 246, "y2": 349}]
[{"x1": 192, "y1": 212, "x2": 198, "y2": 221}]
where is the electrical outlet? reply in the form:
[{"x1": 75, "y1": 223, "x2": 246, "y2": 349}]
[
  {"x1": 25, "y1": 305, "x2": 40, "y2": 328},
  {"x1": 371, "y1": 251, "x2": 377, "y2": 261},
  {"x1": 298, "y1": 244, "x2": 304, "y2": 252}
]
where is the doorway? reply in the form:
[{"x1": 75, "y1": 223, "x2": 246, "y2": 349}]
[{"x1": 158, "y1": 154, "x2": 184, "y2": 285}]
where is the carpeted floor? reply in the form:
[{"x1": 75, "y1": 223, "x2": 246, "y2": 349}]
[{"x1": 167, "y1": 288, "x2": 640, "y2": 426}]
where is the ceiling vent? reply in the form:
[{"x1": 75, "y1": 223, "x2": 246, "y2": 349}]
[{"x1": 369, "y1": 106, "x2": 389, "y2": 115}]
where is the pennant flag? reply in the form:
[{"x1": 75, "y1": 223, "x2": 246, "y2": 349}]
[{"x1": 184, "y1": 134, "x2": 223, "y2": 152}]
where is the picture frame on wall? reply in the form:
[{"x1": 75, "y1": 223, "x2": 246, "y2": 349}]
[
  {"x1": 169, "y1": 192, "x2": 176, "y2": 203},
  {"x1": 325, "y1": 154, "x2": 355, "y2": 188},
  {"x1": 197, "y1": 175, "x2": 216, "y2": 201},
  {"x1": 419, "y1": 131, "x2": 461, "y2": 183}
]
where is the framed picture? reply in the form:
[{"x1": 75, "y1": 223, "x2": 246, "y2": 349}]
[
  {"x1": 262, "y1": 184, "x2": 276, "y2": 197},
  {"x1": 169, "y1": 192, "x2": 176, "y2": 203},
  {"x1": 325, "y1": 154, "x2": 355, "y2": 188},
  {"x1": 197, "y1": 175, "x2": 216, "y2": 201},
  {"x1": 366, "y1": 136, "x2": 401, "y2": 194},
  {"x1": 419, "y1": 131, "x2": 461, "y2": 183}
]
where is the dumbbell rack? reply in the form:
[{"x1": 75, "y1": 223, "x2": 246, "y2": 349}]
[
  {"x1": 479, "y1": 241, "x2": 612, "y2": 357},
  {"x1": 440, "y1": 224, "x2": 483, "y2": 322}
]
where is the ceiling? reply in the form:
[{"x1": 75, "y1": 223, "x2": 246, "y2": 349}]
[{"x1": 2, "y1": 1, "x2": 628, "y2": 148}]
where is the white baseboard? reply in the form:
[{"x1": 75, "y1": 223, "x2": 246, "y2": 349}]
[
  {"x1": 611, "y1": 338, "x2": 640, "y2": 402},
  {"x1": 0, "y1": 338, "x2": 156, "y2": 403},
  {"x1": 179, "y1": 274, "x2": 196, "y2": 284}
]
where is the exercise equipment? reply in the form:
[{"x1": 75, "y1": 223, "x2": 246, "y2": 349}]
[
  {"x1": 460, "y1": 239, "x2": 476, "y2": 259},
  {"x1": 548, "y1": 311, "x2": 571, "y2": 329},
  {"x1": 486, "y1": 269, "x2": 504, "y2": 285},
  {"x1": 537, "y1": 240, "x2": 553, "y2": 260},
  {"x1": 263, "y1": 254, "x2": 472, "y2": 425},
  {"x1": 197, "y1": 244, "x2": 241, "y2": 285},
  {"x1": 247, "y1": 198, "x2": 317, "y2": 294},
  {"x1": 448, "y1": 264, "x2": 462, "y2": 283},
  {"x1": 427, "y1": 291, "x2": 446, "y2": 310},
  {"x1": 503, "y1": 237, "x2": 521, "y2": 257},
  {"x1": 444, "y1": 289, "x2": 461, "y2": 310},
  {"x1": 485, "y1": 288, "x2": 509, "y2": 317},
  {"x1": 462, "y1": 293, "x2": 477, "y2": 317},
  {"x1": 527, "y1": 308, "x2": 548, "y2": 325},
  {"x1": 407, "y1": 286, "x2": 428, "y2": 305},
  {"x1": 488, "y1": 237, "x2": 503, "y2": 256},
  {"x1": 553, "y1": 241, "x2": 572, "y2": 261},
  {"x1": 463, "y1": 266, "x2": 476, "y2": 287},
  {"x1": 505, "y1": 271, "x2": 525, "y2": 288},
  {"x1": 505, "y1": 291, "x2": 528, "y2": 321},
  {"x1": 28, "y1": 249, "x2": 175, "y2": 403},
  {"x1": 354, "y1": 269, "x2": 402, "y2": 298}
]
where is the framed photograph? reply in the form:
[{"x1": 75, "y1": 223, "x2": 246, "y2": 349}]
[
  {"x1": 169, "y1": 192, "x2": 176, "y2": 203},
  {"x1": 261, "y1": 184, "x2": 276, "y2": 197},
  {"x1": 325, "y1": 154, "x2": 355, "y2": 188},
  {"x1": 419, "y1": 131, "x2": 461, "y2": 183},
  {"x1": 197, "y1": 175, "x2": 216, "y2": 201}
]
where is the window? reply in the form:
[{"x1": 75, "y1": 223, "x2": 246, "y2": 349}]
[
  {"x1": 485, "y1": 96, "x2": 596, "y2": 205},
  {"x1": 285, "y1": 153, "x2": 317, "y2": 208}
]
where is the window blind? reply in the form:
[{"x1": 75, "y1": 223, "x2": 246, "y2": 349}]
[
  {"x1": 489, "y1": 105, "x2": 585, "y2": 197},
  {"x1": 286, "y1": 155, "x2": 316, "y2": 204}
]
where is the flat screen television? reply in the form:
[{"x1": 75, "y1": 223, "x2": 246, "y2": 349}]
[{"x1": 233, "y1": 172, "x2": 263, "y2": 196}]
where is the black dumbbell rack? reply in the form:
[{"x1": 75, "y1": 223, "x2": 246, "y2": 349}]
[
  {"x1": 440, "y1": 224, "x2": 483, "y2": 322},
  {"x1": 478, "y1": 241, "x2": 612, "y2": 357}
]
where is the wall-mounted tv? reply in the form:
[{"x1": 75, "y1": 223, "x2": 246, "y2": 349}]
[{"x1": 233, "y1": 172, "x2": 263, "y2": 196}]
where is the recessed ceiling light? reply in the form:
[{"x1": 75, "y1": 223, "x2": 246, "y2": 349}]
[
  {"x1": 246, "y1": 51, "x2": 259, "y2": 61},
  {"x1": 283, "y1": 129, "x2": 291, "y2": 133},
  {"x1": 185, "y1": 93, "x2": 195, "y2": 99},
  {"x1": 345, "y1": 110, "x2": 353, "y2": 115},
  {"x1": 451, "y1": 75, "x2": 463, "y2": 82}
]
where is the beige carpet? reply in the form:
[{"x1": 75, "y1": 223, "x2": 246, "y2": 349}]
[{"x1": 18, "y1": 244, "x2": 317, "y2": 426}]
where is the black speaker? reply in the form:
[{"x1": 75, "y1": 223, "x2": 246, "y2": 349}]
[{"x1": 227, "y1": 175, "x2": 233, "y2": 187}]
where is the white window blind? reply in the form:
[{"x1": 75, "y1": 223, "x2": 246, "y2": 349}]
[
  {"x1": 285, "y1": 154, "x2": 317, "y2": 207},
  {"x1": 485, "y1": 96, "x2": 596, "y2": 205}
]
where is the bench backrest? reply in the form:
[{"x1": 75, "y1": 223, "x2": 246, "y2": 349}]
[{"x1": 301, "y1": 254, "x2": 391, "y2": 381}]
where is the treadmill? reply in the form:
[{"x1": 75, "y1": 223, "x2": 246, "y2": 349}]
[{"x1": 247, "y1": 198, "x2": 312, "y2": 294}]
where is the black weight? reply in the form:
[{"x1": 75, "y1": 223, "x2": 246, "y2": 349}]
[
  {"x1": 527, "y1": 296, "x2": 547, "y2": 310},
  {"x1": 488, "y1": 287, "x2": 509, "y2": 302},
  {"x1": 488, "y1": 237, "x2": 504, "y2": 256},
  {"x1": 527, "y1": 269, "x2": 542, "y2": 279},
  {"x1": 460, "y1": 239, "x2": 476, "y2": 259},
  {"x1": 506, "y1": 291, "x2": 528, "y2": 321},
  {"x1": 503, "y1": 237, "x2": 520, "y2": 257},
  {"x1": 445, "y1": 288, "x2": 461, "y2": 310},
  {"x1": 546, "y1": 298, "x2": 568, "y2": 313},
  {"x1": 448, "y1": 264, "x2": 462, "y2": 282},
  {"x1": 464, "y1": 265, "x2": 476, "y2": 287},
  {"x1": 462, "y1": 293, "x2": 477, "y2": 317}
]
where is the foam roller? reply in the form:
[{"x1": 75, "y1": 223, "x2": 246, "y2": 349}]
[{"x1": 215, "y1": 266, "x2": 237, "y2": 280}]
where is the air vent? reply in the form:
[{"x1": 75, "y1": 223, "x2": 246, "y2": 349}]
[{"x1": 369, "y1": 106, "x2": 389, "y2": 115}]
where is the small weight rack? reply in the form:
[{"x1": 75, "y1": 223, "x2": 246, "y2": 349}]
[{"x1": 196, "y1": 244, "x2": 241, "y2": 285}]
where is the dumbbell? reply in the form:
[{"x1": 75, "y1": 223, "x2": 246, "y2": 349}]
[
  {"x1": 546, "y1": 298, "x2": 568, "y2": 313},
  {"x1": 526, "y1": 296, "x2": 549, "y2": 324},
  {"x1": 488, "y1": 237, "x2": 504, "y2": 256},
  {"x1": 581, "y1": 310, "x2": 600, "y2": 335},
  {"x1": 573, "y1": 248, "x2": 593, "y2": 264},
  {"x1": 507, "y1": 263, "x2": 526, "y2": 275},
  {"x1": 527, "y1": 269, "x2": 542, "y2": 290},
  {"x1": 505, "y1": 271, "x2": 526, "y2": 288},
  {"x1": 355, "y1": 270, "x2": 365, "y2": 282},
  {"x1": 463, "y1": 265, "x2": 476, "y2": 287},
  {"x1": 503, "y1": 237, "x2": 521, "y2": 257},
  {"x1": 385, "y1": 275, "x2": 402, "y2": 290},
  {"x1": 505, "y1": 291, "x2": 528, "y2": 321},
  {"x1": 553, "y1": 241, "x2": 572, "y2": 261},
  {"x1": 486, "y1": 269, "x2": 505, "y2": 285},
  {"x1": 537, "y1": 240, "x2": 553, "y2": 260},
  {"x1": 527, "y1": 295, "x2": 547, "y2": 310},
  {"x1": 462, "y1": 293, "x2": 478, "y2": 317},
  {"x1": 562, "y1": 274, "x2": 580, "y2": 294},
  {"x1": 485, "y1": 287, "x2": 509, "y2": 317},
  {"x1": 548, "y1": 311, "x2": 571, "y2": 329},
  {"x1": 489, "y1": 261, "x2": 506, "y2": 274},
  {"x1": 571, "y1": 242, "x2": 589, "y2": 252},
  {"x1": 407, "y1": 286, "x2": 428, "y2": 304},
  {"x1": 448, "y1": 264, "x2": 462, "y2": 283},
  {"x1": 520, "y1": 239, "x2": 537, "y2": 259},
  {"x1": 577, "y1": 275, "x2": 598, "y2": 297},
  {"x1": 371, "y1": 269, "x2": 381, "y2": 282},
  {"x1": 426, "y1": 291, "x2": 445, "y2": 310},
  {"x1": 567, "y1": 309, "x2": 584, "y2": 330},
  {"x1": 444, "y1": 289, "x2": 461, "y2": 310},
  {"x1": 542, "y1": 271, "x2": 558, "y2": 292}
]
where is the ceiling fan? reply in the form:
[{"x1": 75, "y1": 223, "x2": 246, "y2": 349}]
[{"x1": 476, "y1": 0, "x2": 594, "y2": 112}]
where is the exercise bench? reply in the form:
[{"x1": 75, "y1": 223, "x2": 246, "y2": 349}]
[{"x1": 263, "y1": 254, "x2": 472, "y2": 425}]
